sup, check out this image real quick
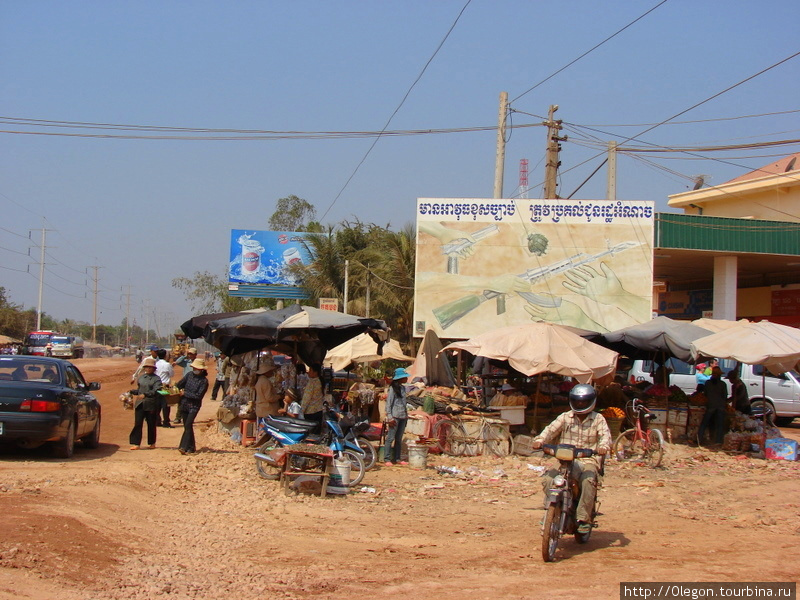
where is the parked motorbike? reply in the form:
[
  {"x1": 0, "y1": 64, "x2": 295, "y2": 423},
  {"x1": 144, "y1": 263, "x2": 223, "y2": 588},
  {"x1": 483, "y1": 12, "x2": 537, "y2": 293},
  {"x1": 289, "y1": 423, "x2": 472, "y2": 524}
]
[
  {"x1": 540, "y1": 443, "x2": 603, "y2": 562},
  {"x1": 338, "y1": 413, "x2": 377, "y2": 470},
  {"x1": 254, "y1": 409, "x2": 366, "y2": 486}
]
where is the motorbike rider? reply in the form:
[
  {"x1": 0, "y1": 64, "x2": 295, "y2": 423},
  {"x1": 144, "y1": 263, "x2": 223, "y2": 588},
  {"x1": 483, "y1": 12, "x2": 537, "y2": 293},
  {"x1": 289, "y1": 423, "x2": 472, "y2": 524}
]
[{"x1": 532, "y1": 383, "x2": 612, "y2": 534}]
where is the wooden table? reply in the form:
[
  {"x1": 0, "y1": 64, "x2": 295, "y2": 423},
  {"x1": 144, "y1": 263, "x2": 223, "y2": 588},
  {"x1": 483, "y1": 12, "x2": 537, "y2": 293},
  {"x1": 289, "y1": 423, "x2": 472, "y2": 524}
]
[{"x1": 279, "y1": 444, "x2": 334, "y2": 497}]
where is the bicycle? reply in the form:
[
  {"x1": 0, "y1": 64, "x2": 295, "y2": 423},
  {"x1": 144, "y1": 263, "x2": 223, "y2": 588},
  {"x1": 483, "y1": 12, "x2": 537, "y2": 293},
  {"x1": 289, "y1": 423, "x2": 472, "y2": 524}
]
[
  {"x1": 611, "y1": 397, "x2": 665, "y2": 468},
  {"x1": 431, "y1": 413, "x2": 511, "y2": 458}
]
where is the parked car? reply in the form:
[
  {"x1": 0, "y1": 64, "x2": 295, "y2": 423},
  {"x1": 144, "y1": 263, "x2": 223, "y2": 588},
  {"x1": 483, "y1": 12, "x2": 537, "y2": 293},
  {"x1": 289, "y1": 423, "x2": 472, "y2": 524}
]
[
  {"x1": 0, "y1": 356, "x2": 101, "y2": 458},
  {"x1": 626, "y1": 358, "x2": 800, "y2": 425}
]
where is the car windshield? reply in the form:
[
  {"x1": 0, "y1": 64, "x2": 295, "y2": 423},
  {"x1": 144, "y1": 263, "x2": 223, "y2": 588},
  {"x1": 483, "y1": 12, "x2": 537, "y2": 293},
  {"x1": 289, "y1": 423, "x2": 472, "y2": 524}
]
[
  {"x1": 0, "y1": 358, "x2": 61, "y2": 384},
  {"x1": 52, "y1": 336, "x2": 70, "y2": 344}
]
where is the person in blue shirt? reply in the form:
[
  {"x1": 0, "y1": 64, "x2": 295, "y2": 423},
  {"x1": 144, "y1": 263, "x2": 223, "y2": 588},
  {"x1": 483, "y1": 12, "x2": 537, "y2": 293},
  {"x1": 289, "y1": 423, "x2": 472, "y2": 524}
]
[{"x1": 383, "y1": 367, "x2": 410, "y2": 466}]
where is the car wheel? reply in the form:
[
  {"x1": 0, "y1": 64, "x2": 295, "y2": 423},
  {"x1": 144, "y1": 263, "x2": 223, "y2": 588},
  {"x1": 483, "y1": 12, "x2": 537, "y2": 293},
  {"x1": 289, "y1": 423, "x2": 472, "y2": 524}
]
[
  {"x1": 83, "y1": 416, "x2": 101, "y2": 449},
  {"x1": 53, "y1": 419, "x2": 76, "y2": 458}
]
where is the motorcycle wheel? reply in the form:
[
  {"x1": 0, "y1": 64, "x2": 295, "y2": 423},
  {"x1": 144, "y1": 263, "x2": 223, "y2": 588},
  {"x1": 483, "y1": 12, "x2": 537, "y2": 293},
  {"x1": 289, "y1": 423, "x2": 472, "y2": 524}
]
[
  {"x1": 255, "y1": 437, "x2": 283, "y2": 481},
  {"x1": 646, "y1": 428, "x2": 665, "y2": 468},
  {"x1": 541, "y1": 504, "x2": 562, "y2": 562},
  {"x1": 341, "y1": 449, "x2": 366, "y2": 487},
  {"x1": 356, "y1": 436, "x2": 377, "y2": 471}
]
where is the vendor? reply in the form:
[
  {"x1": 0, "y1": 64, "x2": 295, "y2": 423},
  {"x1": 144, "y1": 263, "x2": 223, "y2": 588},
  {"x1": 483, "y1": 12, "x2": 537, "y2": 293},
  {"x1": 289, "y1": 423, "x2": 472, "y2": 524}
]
[
  {"x1": 254, "y1": 356, "x2": 282, "y2": 419},
  {"x1": 489, "y1": 383, "x2": 527, "y2": 406}
]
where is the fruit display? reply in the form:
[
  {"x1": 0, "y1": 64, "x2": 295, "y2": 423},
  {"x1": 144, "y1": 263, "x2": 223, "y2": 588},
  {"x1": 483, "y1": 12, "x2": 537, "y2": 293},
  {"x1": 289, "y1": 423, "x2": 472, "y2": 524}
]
[{"x1": 601, "y1": 407, "x2": 625, "y2": 419}]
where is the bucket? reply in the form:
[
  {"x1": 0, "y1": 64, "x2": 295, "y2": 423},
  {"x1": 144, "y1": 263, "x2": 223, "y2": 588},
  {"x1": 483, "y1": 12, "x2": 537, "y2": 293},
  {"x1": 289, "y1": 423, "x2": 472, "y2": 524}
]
[
  {"x1": 327, "y1": 458, "x2": 351, "y2": 494},
  {"x1": 407, "y1": 443, "x2": 429, "y2": 469}
]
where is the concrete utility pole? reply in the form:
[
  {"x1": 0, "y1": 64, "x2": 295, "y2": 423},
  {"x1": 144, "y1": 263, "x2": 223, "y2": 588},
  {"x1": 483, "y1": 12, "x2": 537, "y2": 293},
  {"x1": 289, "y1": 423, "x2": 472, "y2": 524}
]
[
  {"x1": 493, "y1": 91, "x2": 509, "y2": 199},
  {"x1": 33, "y1": 227, "x2": 48, "y2": 330},
  {"x1": 89, "y1": 266, "x2": 101, "y2": 343},
  {"x1": 543, "y1": 105, "x2": 566, "y2": 199},
  {"x1": 606, "y1": 141, "x2": 618, "y2": 200},
  {"x1": 365, "y1": 264, "x2": 370, "y2": 318},
  {"x1": 343, "y1": 259, "x2": 349, "y2": 314},
  {"x1": 123, "y1": 285, "x2": 132, "y2": 346}
]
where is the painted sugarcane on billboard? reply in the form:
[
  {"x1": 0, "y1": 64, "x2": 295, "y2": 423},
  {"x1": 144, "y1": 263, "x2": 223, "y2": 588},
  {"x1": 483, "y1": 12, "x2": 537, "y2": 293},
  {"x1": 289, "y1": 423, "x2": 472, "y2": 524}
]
[{"x1": 413, "y1": 198, "x2": 655, "y2": 338}]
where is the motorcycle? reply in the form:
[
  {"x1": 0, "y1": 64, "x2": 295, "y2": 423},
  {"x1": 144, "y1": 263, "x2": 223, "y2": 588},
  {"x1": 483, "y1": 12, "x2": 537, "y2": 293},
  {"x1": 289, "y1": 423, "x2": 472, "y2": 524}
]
[
  {"x1": 254, "y1": 409, "x2": 366, "y2": 486},
  {"x1": 540, "y1": 443, "x2": 603, "y2": 562},
  {"x1": 338, "y1": 413, "x2": 377, "y2": 470}
]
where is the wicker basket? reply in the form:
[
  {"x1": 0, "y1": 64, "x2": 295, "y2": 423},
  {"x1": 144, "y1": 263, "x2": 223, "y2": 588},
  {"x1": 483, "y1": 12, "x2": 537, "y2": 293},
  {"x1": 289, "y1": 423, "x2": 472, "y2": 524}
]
[{"x1": 606, "y1": 417, "x2": 624, "y2": 438}]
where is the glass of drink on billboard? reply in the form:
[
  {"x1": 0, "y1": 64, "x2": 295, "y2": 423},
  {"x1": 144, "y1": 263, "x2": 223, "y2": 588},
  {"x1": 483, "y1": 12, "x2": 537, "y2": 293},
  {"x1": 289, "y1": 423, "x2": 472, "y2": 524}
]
[{"x1": 283, "y1": 247, "x2": 303, "y2": 266}]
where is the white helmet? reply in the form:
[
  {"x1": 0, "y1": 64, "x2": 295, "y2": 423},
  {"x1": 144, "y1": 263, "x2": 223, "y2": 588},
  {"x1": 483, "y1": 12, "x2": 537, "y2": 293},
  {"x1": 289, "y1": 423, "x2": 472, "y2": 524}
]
[{"x1": 569, "y1": 384, "x2": 596, "y2": 415}]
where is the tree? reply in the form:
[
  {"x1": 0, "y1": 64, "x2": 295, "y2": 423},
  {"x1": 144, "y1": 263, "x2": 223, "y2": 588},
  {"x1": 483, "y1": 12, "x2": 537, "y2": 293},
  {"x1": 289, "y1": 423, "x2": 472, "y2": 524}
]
[
  {"x1": 268, "y1": 195, "x2": 317, "y2": 232},
  {"x1": 172, "y1": 270, "x2": 275, "y2": 316}
]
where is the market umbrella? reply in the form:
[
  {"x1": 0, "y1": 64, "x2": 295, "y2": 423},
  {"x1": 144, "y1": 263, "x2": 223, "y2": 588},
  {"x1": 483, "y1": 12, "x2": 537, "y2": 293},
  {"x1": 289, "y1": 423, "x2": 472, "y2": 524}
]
[
  {"x1": 323, "y1": 333, "x2": 414, "y2": 372},
  {"x1": 690, "y1": 321, "x2": 800, "y2": 375},
  {"x1": 691, "y1": 320, "x2": 800, "y2": 441},
  {"x1": 441, "y1": 322, "x2": 618, "y2": 384},
  {"x1": 691, "y1": 317, "x2": 750, "y2": 333},
  {"x1": 180, "y1": 307, "x2": 268, "y2": 340},
  {"x1": 598, "y1": 316, "x2": 714, "y2": 362},
  {"x1": 199, "y1": 304, "x2": 388, "y2": 365}
]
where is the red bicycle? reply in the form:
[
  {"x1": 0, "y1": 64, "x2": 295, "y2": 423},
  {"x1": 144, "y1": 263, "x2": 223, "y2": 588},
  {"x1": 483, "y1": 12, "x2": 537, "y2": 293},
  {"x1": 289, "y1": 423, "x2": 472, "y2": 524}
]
[{"x1": 612, "y1": 397, "x2": 665, "y2": 468}]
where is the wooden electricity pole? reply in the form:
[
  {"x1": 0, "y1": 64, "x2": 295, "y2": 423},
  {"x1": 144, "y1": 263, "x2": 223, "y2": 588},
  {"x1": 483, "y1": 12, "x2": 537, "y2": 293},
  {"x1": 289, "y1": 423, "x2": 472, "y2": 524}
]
[
  {"x1": 493, "y1": 91, "x2": 509, "y2": 199},
  {"x1": 543, "y1": 104, "x2": 566, "y2": 199}
]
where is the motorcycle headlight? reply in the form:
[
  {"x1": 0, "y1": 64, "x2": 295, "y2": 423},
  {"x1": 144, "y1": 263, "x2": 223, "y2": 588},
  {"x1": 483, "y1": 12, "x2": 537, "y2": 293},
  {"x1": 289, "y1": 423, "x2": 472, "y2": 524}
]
[{"x1": 552, "y1": 475, "x2": 566, "y2": 488}]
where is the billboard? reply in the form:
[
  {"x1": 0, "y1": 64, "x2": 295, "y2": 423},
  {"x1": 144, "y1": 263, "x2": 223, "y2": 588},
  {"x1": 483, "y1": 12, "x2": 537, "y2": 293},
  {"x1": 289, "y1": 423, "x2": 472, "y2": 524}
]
[
  {"x1": 413, "y1": 198, "x2": 654, "y2": 338},
  {"x1": 228, "y1": 230, "x2": 313, "y2": 298}
]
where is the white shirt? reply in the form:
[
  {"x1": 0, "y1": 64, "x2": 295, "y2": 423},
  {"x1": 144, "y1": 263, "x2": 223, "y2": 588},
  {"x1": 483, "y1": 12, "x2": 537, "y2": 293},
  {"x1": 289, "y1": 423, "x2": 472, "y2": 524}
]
[{"x1": 155, "y1": 359, "x2": 173, "y2": 386}]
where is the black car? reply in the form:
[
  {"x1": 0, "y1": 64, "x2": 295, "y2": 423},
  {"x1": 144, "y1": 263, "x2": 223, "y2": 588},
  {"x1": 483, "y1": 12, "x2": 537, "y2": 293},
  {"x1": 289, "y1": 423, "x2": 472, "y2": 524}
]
[{"x1": 0, "y1": 356, "x2": 101, "y2": 458}]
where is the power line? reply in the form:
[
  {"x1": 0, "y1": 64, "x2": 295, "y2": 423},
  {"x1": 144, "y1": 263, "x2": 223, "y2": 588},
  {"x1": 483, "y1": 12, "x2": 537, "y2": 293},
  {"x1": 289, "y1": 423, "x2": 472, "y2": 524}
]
[
  {"x1": 565, "y1": 108, "x2": 800, "y2": 128},
  {"x1": 319, "y1": 0, "x2": 473, "y2": 221},
  {"x1": 510, "y1": 0, "x2": 669, "y2": 104}
]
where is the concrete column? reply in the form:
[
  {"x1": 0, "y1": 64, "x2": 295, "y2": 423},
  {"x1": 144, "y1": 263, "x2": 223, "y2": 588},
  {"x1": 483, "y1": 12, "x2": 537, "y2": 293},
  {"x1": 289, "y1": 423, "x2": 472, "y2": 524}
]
[{"x1": 712, "y1": 256, "x2": 738, "y2": 320}]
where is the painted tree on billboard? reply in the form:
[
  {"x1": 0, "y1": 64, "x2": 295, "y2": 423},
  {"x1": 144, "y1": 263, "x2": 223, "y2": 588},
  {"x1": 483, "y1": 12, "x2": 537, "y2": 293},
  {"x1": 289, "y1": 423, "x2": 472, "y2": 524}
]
[{"x1": 413, "y1": 198, "x2": 654, "y2": 338}]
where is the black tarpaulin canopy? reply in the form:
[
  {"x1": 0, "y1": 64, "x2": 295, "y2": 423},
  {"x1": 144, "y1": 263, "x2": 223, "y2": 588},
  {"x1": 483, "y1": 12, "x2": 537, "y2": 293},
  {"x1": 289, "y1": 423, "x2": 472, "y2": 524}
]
[{"x1": 182, "y1": 304, "x2": 388, "y2": 365}]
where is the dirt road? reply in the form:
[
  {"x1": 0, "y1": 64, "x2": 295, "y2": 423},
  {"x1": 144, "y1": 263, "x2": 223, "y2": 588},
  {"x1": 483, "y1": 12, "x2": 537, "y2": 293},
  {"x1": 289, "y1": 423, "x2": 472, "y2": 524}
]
[{"x1": 1, "y1": 357, "x2": 798, "y2": 600}]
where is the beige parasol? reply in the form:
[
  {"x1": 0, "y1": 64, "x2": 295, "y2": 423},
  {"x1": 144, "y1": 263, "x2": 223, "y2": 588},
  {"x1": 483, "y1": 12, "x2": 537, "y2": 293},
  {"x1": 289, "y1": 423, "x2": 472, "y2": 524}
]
[
  {"x1": 441, "y1": 322, "x2": 618, "y2": 384},
  {"x1": 324, "y1": 333, "x2": 414, "y2": 372}
]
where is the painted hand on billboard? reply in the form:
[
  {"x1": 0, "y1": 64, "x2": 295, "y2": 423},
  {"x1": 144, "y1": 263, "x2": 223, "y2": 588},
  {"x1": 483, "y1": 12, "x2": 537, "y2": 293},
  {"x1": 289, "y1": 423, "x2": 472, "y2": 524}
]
[
  {"x1": 419, "y1": 222, "x2": 477, "y2": 258},
  {"x1": 417, "y1": 272, "x2": 530, "y2": 295},
  {"x1": 523, "y1": 294, "x2": 606, "y2": 332},
  {"x1": 561, "y1": 262, "x2": 649, "y2": 319}
]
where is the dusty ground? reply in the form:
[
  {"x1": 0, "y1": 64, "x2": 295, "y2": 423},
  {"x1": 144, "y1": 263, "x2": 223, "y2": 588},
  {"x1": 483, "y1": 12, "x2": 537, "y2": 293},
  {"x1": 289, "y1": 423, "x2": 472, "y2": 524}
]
[{"x1": 0, "y1": 357, "x2": 799, "y2": 600}]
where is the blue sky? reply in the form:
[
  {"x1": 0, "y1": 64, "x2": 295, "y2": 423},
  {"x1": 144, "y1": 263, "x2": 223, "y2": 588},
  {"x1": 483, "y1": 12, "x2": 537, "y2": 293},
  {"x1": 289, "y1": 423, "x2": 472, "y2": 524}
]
[{"x1": 2, "y1": 1, "x2": 799, "y2": 331}]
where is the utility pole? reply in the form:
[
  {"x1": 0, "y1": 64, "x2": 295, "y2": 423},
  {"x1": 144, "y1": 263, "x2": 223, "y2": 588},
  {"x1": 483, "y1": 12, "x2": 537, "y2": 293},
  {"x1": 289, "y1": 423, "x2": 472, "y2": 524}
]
[
  {"x1": 343, "y1": 259, "x2": 349, "y2": 314},
  {"x1": 365, "y1": 264, "x2": 370, "y2": 318},
  {"x1": 543, "y1": 104, "x2": 566, "y2": 199},
  {"x1": 606, "y1": 141, "x2": 617, "y2": 200},
  {"x1": 33, "y1": 226, "x2": 49, "y2": 330},
  {"x1": 89, "y1": 266, "x2": 101, "y2": 343},
  {"x1": 493, "y1": 92, "x2": 509, "y2": 199},
  {"x1": 123, "y1": 285, "x2": 132, "y2": 347}
]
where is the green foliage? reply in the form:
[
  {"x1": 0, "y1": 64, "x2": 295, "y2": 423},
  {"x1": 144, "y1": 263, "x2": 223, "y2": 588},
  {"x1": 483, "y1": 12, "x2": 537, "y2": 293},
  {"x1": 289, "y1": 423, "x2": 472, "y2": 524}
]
[
  {"x1": 268, "y1": 195, "x2": 317, "y2": 232},
  {"x1": 171, "y1": 271, "x2": 275, "y2": 317}
]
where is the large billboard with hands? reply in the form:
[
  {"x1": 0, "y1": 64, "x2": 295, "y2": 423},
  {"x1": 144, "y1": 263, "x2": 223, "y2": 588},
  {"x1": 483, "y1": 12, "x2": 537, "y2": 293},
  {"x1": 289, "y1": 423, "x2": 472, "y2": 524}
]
[{"x1": 413, "y1": 198, "x2": 654, "y2": 338}]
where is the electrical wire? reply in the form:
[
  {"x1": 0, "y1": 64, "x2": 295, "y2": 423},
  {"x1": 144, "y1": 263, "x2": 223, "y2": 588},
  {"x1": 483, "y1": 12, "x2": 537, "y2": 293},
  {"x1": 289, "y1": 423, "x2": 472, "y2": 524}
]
[
  {"x1": 510, "y1": 0, "x2": 669, "y2": 104},
  {"x1": 319, "y1": 0, "x2": 473, "y2": 221}
]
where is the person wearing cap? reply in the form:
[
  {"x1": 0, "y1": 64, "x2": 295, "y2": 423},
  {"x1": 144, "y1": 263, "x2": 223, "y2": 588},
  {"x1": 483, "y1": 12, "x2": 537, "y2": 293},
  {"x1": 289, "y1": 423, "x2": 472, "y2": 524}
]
[
  {"x1": 173, "y1": 347, "x2": 198, "y2": 424},
  {"x1": 155, "y1": 348, "x2": 175, "y2": 427},
  {"x1": 384, "y1": 367, "x2": 410, "y2": 466},
  {"x1": 697, "y1": 366, "x2": 728, "y2": 445},
  {"x1": 129, "y1": 357, "x2": 163, "y2": 450},
  {"x1": 210, "y1": 352, "x2": 231, "y2": 401},
  {"x1": 131, "y1": 345, "x2": 159, "y2": 384},
  {"x1": 175, "y1": 358, "x2": 210, "y2": 454},
  {"x1": 278, "y1": 388, "x2": 303, "y2": 418},
  {"x1": 254, "y1": 355, "x2": 283, "y2": 420},
  {"x1": 174, "y1": 347, "x2": 198, "y2": 378}
]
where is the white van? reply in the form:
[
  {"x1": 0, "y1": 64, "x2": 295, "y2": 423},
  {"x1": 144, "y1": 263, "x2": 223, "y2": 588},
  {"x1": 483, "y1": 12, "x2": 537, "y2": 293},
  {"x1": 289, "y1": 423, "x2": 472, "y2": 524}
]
[{"x1": 626, "y1": 358, "x2": 800, "y2": 426}]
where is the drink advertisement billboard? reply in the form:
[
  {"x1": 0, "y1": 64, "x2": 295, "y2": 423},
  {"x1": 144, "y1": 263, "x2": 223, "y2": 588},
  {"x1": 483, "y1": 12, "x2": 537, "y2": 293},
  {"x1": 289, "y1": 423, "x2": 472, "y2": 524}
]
[
  {"x1": 413, "y1": 198, "x2": 654, "y2": 338},
  {"x1": 228, "y1": 230, "x2": 313, "y2": 298}
]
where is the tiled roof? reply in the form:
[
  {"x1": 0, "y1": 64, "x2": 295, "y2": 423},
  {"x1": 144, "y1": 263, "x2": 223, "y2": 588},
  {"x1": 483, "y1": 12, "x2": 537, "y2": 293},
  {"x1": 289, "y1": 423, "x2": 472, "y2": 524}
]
[{"x1": 724, "y1": 152, "x2": 800, "y2": 184}]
